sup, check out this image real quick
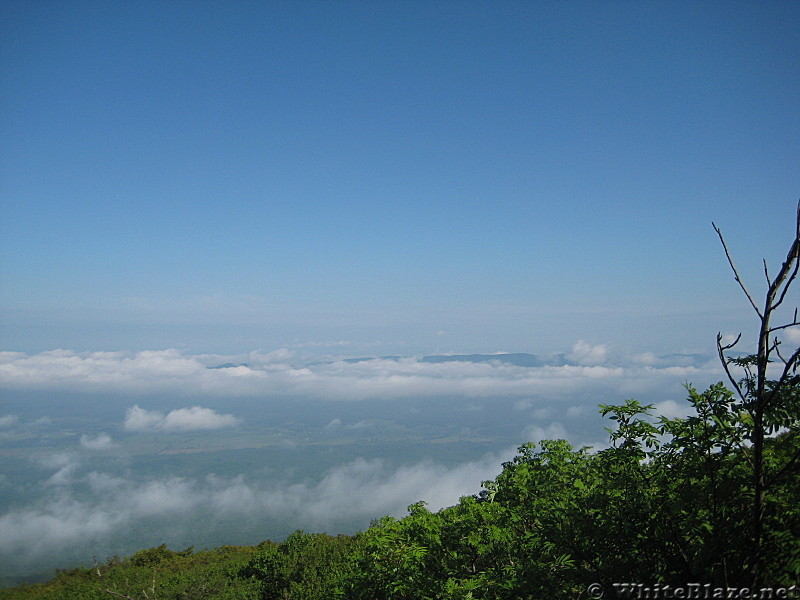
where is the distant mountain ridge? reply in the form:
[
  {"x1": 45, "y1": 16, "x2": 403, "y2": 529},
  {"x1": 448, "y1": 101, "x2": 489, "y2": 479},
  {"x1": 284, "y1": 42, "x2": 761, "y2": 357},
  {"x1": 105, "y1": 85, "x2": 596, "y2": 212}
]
[
  {"x1": 209, "y1": 352, "x2": 710, "y2": 370},
  {"x1": 312, "y1": 353, "x2": 567, "y2": 368},
  {"x1": 420, "y1": 353, "x2": 567, "y2": 367}
]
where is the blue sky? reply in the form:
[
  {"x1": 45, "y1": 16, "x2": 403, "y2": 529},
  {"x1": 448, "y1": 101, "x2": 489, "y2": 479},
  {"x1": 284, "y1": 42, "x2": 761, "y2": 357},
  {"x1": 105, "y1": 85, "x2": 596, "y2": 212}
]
[{"x1": 1, "y1": 0, "x2": 798, "y2": 356}]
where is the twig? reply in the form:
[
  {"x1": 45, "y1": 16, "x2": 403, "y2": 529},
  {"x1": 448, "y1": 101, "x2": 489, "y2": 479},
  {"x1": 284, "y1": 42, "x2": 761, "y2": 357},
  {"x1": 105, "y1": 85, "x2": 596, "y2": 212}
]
[
  {"x1": 717, "y1": 333, "x2": 746, "y2": 402},
  {"x1": 774, "y1": 340, "x2": 787, "y2": 366},
  {"x1": 769, "y1": 318, "x2": 800, "y2": 334},
  {"x1": 713, "y1": 222, "x2": 763, "y2": 318},
  {"x1": 718, "y1": 332, "x2": 742, "y2": 352},
  {"x1": 774, "y1": 346, "x2": 800, "y2": 389}
]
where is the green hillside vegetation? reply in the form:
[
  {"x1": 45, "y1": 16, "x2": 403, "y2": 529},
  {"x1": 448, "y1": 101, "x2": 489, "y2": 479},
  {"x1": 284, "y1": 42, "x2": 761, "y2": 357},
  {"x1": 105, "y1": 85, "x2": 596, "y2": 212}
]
[{"x1": 2, "y1": 207, "x2": 798, "y2": 599}]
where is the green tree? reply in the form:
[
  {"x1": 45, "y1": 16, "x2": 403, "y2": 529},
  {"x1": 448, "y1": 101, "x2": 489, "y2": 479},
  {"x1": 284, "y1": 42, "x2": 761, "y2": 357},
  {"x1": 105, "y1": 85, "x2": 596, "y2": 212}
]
[{"x1": 237, "y1": 531, "x2": 358, "y2": 600}]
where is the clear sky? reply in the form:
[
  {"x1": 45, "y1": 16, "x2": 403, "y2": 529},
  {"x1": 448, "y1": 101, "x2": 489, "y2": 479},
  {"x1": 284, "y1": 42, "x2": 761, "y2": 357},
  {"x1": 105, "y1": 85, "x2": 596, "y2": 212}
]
[{"x1": 1, "y1": 0, "x2": 798, "y2": 356}]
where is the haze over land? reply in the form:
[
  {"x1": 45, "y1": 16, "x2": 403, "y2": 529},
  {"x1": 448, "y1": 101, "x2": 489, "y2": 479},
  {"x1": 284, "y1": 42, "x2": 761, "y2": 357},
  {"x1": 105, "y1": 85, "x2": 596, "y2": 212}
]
[
  {"x1": 1, "y1": 0, "x2": 799, "y2": 585},
  {"x1": 1, "y1": 346, "x2": 732, "y2": 581}
]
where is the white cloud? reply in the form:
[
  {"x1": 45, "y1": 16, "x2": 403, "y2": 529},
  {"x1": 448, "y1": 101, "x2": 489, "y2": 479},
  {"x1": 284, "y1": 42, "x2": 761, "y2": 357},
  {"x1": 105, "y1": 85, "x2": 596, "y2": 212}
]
[
  {"x1": 293, "y1": 452, "x2": 511, "y2": 523},
  {"x1": 35, "y1": 453, "x2": 80, "y2": 487},
  {"x1": 632, "y1": 352, "x2": 659, "y2": 366},
  {"x1": 80, "y1": 433, "x2": 115, "y2": 450},
  {"x1": 124, "y1": 405, "x2": 240, "y2": 432},
  {"x1": 0, "y1": 499, "x2": 118, "y2": 560},
  {"x1": 46, "y1": 466, "x2": 77, "y2": 487},
  {"x1": 566, "y1": 405, "x2": 584, "y2": 417},
  {"x1": 0, "y1": 347, "x2": 722, "y2": 404},
  {"x1": 522, "y1": 421, "x2": 567, "y2": 444},
  {"x1": 784, "y1": 326, "x2": 800, "y2": 345},
  {"x1": 719, "y1": 333, "x2": 743, "y2": 347},
  {"x1": 567, "y1": 340, "x2": 609, "y2": 366},
  {"x1": 248, "y1": 348, "x2": 295, "y2": 366},
  {"x1": 0, "y1": 449, "x2": 512, "y2": 573},
  {"x1": 532, "y1": 407, "x2": 551, "y2": 419},
  {"x1": 160, "y1": 406, "x2": 240, "y2": 431},
  {"x1": 35, "y1": 452, "x2": 73, "y2": 470},
  {"x1": 653, "y1": 399, "x2": 694, "y2": 420},
  {"x1": 0, "y1": 349, "x2": 205, "y2": 393},
  {"x1": 123, "y1": 405, "x2": 164, "y2": 431},
  {"x1": 0, "y1": 414, "x2": 18, "y2": 428}
]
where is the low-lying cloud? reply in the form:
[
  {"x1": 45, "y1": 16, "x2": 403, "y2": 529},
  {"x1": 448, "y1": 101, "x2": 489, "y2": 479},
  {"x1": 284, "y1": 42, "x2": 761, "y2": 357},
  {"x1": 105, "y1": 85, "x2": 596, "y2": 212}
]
[
  {"x1": 566, "y1": 340, "x2": 609, "y2": 366},
  {"x1": 0, "y1": 340, "x2": 789, "y2": 580},
  {"x1": 0, "y1": 414, "x2": 18, "y2": 428},
  {"x1": 0, "y1": 346, "x2": 725, "y2": 402},
  {"x1": 79, "y1": 433, "x2": 115, "y2": 450},
  {"x1": 0, "y1": 449, "x2": 511, "y2": 575},
  {"x1": 124, "y1": 405, "x2": 240, "y2": 432}
]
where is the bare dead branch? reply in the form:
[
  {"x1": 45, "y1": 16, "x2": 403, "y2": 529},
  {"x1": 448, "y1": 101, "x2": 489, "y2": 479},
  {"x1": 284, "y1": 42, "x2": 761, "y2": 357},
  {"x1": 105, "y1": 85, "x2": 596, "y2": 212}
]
[
  {"x1": 717, "y1": 333, "x2": 746, "y2": 402},
  {"x1": 713, "y1": 222, "x2": 764, "y2": 318},
  {"x1": 719, "y1": 332, "x2": 742, "y2": 352},
  {"x1": 770, "y1": 201, "x2": 800, "y2": 313},
  {"x1": 778, "y1": 346, "x2": 800, "y2": 380},
  {"x1": 763, "y1": 259, "x2": 771, "y2": 286},
  {"x1": 774, "y1": 340, "x2": 788, "y2": 366},
  {"x1": 772, "y1": 240, "x2": 799, "y2": 313},
  {"x1": 768, "y1": 319, "x2": 800, "y2": 334}
]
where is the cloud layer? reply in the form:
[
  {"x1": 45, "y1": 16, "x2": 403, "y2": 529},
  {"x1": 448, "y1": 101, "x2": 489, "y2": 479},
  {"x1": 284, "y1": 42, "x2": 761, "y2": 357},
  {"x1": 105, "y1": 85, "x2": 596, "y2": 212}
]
[
  {"x1": 1, "y1": 341, "x2": 765, "y2": 578},
  {"x1": 0, "y1": 346, "x2": 725, "y2": 402},
  {"x1": 0, "y1": 449, "x2": 511, "y2": 575}
]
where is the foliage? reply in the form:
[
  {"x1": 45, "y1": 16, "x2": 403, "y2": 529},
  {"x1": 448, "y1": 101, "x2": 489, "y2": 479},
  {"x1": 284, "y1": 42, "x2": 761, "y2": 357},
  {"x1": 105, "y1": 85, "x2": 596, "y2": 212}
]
[
  {"x1": 339, "y1": 382, "x2": 798, "y2": 599},
  {"x1": 0, "y1": 545, "x2": 260, "y2": 600},
  {"x1": 236, "y1": 531, "x2": 360, "y2": 600}
]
